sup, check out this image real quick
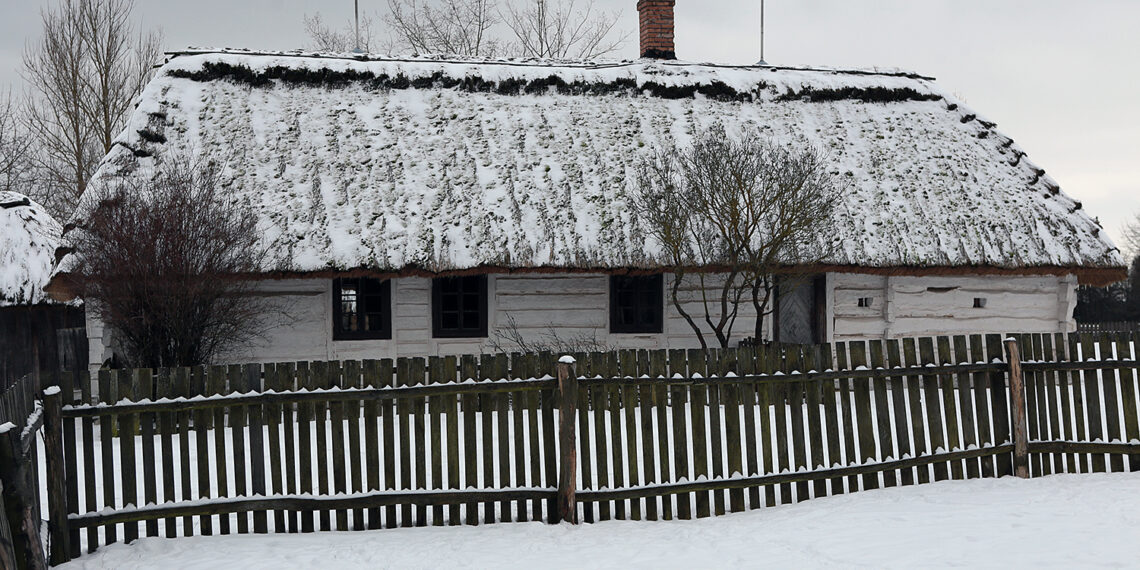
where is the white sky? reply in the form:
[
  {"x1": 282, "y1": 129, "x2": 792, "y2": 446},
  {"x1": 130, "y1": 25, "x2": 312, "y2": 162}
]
[{"x1": 1, "y1": 0, "x2": 1137, "y2": 250}]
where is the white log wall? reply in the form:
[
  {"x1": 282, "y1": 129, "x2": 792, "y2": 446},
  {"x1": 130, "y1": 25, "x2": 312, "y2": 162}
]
[
  {"x1": 227, "y1": 273, "x2": 767, "y2": 364},
  {"x1": 85, "y1": 271, "x2": 1080, "y2": 367},
  {"x1": 829, "y1": 273, "x2": 1078, "y2": 341}
]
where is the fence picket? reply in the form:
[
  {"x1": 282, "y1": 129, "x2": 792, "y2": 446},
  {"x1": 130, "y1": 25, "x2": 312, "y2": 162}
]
[
  {"x1": 640, "y1": 351, "x2": 661, "y2": 520},
  {"x1": 953, "y1": 336, "x2": 980, "y2": 479},
  {"x1": 1079, "y1": 335, "x2": 1106, "y2": 473},
  {"x1": 668, "y1": 349, "x2": 692, "y2": 518},
  {"x1": 869, "y1": 341, "x2": 895, "y2": 488},
  {"x1": 343, "y1": 360, "x2": 365, "y2": 529},
  {"x1": 1116, "y1": 333, "x2": 1140, "y2": 472},
  {"x1": 937, "y1": 337, "x2": 963, "y2": 481},
  {"x1": 1097, "y1": 335, "x2": 1124, "y2": 472},
  {"x1": 1023, "y1": 335, "x2": 1044, "y2": 476},
  {"x1": 295, "y1": 363, "x2": 315, "y2": 533},
  {"x1": 849, "y1": 342, "x2": 878, "y2": 491},
  {"x1": 918, "y1": 338, "x2": 948, "y2": 482},
  {"x1": 1041, "y1": 336, "x2": 1063, "y2": 475},
  {"x1": 442, "y1": 356, "x2": 462, "y2": 526},
  {"x1": 651, "y1": 351, "x2": 672, "y2": 520},
  {"x1": 835, "y1": 343, "x2": 859, "y2": 491},
  {"x1": 459, "y1": 355, "x2": 478, "y2": 526},
  {"x1": 886, "y1": 340, "x2": 914, "y2": 486},
  {"x1": 620, "y1": 350, "x2": 642, "y2": 520},
  {"x1": 902, "y1": 339, "x2": 929, "y2": 485},
  {"x1": 737, "y1": 347, "x2": 761, "y2": 509}
]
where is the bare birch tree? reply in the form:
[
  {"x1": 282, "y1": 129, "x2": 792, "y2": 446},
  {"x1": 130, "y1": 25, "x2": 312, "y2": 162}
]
[
  {"x1": 0, "y1": 93, "x2": 35, "y2": 196},
  {"x1": 1122, "y1": 212, "x2": 1140, "y2": 260},
  {"x1": 384, "y1": 0, "x2": 500, "y2": 56},
  {"x1": 634, "y1": 126, "x2": 842, "y2": 349},
  {"x1": 69, "y1": 157, "x2": 282, "y2": 368},
  {"x1": 303, "y1": 11, "x2": 376, "y2": 52},
  {"x1": 503, "y1": 0, "x2": 626, "y2": 59},
  {"x1": 22, "y1": 0, "x2": 162, "y2": 216}
]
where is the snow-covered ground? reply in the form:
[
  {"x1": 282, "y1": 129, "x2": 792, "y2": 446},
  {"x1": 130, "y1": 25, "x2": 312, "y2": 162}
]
[{"x1": 59, "y1": 472, "x2": 1140, "y2": 569}]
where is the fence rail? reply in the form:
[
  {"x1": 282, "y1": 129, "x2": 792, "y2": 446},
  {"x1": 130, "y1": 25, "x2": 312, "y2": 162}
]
[
  {"x1": 1077, "y1": 321, "x2": 1140, "y2": 333},
  {"x1": 22, "y1": 331, "x2": 1140, "y2": 567}
]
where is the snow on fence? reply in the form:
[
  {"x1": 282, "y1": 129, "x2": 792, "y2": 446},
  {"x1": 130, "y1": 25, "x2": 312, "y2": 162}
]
[
  {"x1": 25, "y1": 332, "x2": 1140, "y2": 566},
  {"x1": 0, "y1": 371, "x2": 52, "y2": 568}
]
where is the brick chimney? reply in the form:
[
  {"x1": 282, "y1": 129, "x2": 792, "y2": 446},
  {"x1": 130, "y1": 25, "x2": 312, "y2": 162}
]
[{"x1": 637, "y1": 0, "x2": 676, "y2": 60}]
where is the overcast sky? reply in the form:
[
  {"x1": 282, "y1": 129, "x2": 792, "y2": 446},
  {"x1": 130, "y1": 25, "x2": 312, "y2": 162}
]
[{"x1": 1, "y1": 0, "x2": 1137, "y2": 251}]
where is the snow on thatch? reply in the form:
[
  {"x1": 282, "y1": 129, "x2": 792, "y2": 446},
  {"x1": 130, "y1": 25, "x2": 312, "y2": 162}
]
[
  {"x1": 68, "y1": 50, "x2": 1123, "y2": 277},
  {"x1": 1, "y1": 192, "x2": 63, "y2": 306}
]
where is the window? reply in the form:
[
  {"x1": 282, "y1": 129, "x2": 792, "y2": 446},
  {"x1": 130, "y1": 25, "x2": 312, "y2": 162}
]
[
  {"x1": 858, "y1": 297, "x2": 874, "y2": 308},
  {"x1": 333, "y1": 277, "x2": 392, "y2": 340},
  {"x1": 610, "y1": 274, "x2": 664, "y2": 334},
  {"x1": 432, "y1": 275, "x2": 488, "y2": 338}
]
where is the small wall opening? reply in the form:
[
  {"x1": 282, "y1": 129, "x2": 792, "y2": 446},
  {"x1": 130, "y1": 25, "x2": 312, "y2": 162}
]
[
  {"x1": 974, "y1": 297, "x2": 988, "y2": 309},
  {"x1": 858, "y1": 297, "x2": 874, "y2": 308}
]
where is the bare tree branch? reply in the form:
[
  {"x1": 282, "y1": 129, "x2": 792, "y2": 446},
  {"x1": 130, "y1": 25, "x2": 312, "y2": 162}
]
[
  {"x1": 0, "y1": 92, "x2": 35, "y2": 197},
  {"x1": 1122, "y1": 212, "x2": 1140, "y2": 260},
  {"x1": 69, "y1": 155, "x2": 290, "y2": 368},
  {"x1": 634, "y1": 125, "x2": 843, "y2": 349},
  {"x1": 384, "y1": 0, "x2": 501, "y2": 57},
  {"x1": 502, "y1": 0, "x2": 627, "y2": 59},
  {"x1": 304, "y1": 11, "x2": 376, "y2": 52}
]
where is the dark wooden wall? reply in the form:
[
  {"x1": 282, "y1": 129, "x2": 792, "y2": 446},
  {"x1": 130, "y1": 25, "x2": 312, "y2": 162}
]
[{"x1": 0, "y1": 305, "x2": 87, "y2": 388}]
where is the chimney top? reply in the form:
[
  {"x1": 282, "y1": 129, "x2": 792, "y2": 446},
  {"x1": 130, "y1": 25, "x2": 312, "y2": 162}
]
[{"x1": 637, "y1": 0, "x2": 676, "y2": 60}]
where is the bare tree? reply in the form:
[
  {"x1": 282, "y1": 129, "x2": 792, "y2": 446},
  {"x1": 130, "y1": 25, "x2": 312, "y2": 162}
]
[
  {"x1": 384, "y1": 0, "x2": 500, "y2": 57},
  {"x1": 1122, "y1": 211, "x2": 1140, "y2": 260},
  {"x1": 502, "y1": 0, "x2": 627, "y2": 59},
  {"x1": 634, "y1": 126, "x2": 842, "y2": 349},
  {"x1": 304, "y1": 11, "x2": 376, "y2": 52},
  {"x1": 22, "y1": 0, "x2": 162, "y2": 216},
  {"x1": 68, "y1": 157, "x2": 283, "y2": 368},
  {"x1": 489, "y1": 314, "x2": 615, "y2": 354},
  {"x1": 0, "y1": 92, "x2": 34, "y2": 197}
]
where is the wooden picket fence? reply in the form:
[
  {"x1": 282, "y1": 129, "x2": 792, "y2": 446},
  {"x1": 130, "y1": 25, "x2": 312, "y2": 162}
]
[
  {"x1": 25, "y1": 332, "x2": 1140, "y2": 566},
  {"x1": 0, "y1": 372, "x2": 49, "y2": 568}
]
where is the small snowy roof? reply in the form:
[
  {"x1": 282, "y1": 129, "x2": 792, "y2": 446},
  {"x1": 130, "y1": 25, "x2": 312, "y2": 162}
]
[
  {"x1": 1, "y1": 192, "x2": 63, "y2": 306},
  {"x1": 70, "y1": 50, "x2": 1124, "y2": 283}
]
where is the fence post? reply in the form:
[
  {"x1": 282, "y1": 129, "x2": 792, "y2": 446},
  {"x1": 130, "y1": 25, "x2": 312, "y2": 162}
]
[
  {"x1": 0, "y1": 479, "x2": 17, "y2": 570},
  {"x1": 1004, "y1": 338, "x2": 1030, "y2": 479},
  {"x1": 0, "y1": 421, "x2": 47, "y2": 569},
  {"x1": 42, "y1": 386, "x2": 71, "y2": 565},
  {"x1": 556, "y1": 356, "x2": 578, "y2": 524}
]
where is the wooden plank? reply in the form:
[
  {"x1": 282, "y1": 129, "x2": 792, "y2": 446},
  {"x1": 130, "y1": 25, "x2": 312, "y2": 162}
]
[
  {"x1": 669, "y1": 349, "x2": 692, "y2": 519},
  {"x1": 1005, "y1": 338, "x2": 1030, "y2": 479},
  {"x1": 244, "y1": 364, "x2": 269, "y2": 534},
  {"x1": 785, "y1": 348, "x2": 810, "y2": 501},
  {"x1": 494, "y1": 355, "x2": 512, "y2": 524},
  {"x1": 1098, "y1": 335, "x2": 1124, "y2": 472},
  {"x1": 62, "y1": 369, "x2": 81, "y2": 557},
  {"x1": 592, "y1": 357, "x2": 612, "y2": 521},
  {"x1": 295, "y1": 363, "x2": 315, "y2": 532},
  {"x1": 848, "y1": 342, "x2": 878, "y2": 491},
  {"x1": 574, "y1": 354, "x2": 594, "y2": 524},
  {"x1": 1080, "y1": 334, "x2": 1106, "y2": 473},
  {"x1": 819, "y1": 344, "x2": 844, "y2": 495},
  {"x1": 986, "y1": 334, "x2": 1013, "y2": 477},
  {"x1": 155, "y1": 371, "x2": 177, "y2": 538},
  {"x1": 756, "y1": 346, "x2": 777, "y2": 506},
  {"x1": 737, "y1": 347, "x2": 761, "y2": 509},
  {"x1": 510, "y1": 356, "x2": 528, "y2": 523},
  {"x1": 411, "y1": 358, "x2": 430, "y2": 527},
  {"x1": 605, "y1": 352, "x2": 626, "y2": 520},
  {"x1": 969, "y1": 335, "x2": 995, "y2": 478},
  {"x1": 688, "y1": 349, "x2": 711, "y2": 517},
  {"x1": 1041, "y1": 335, "x2": 1064, "y2": 474},
  {"x1": 638, "y1": 351, "x2": 659, "y2": 520},
  {"x1": 1022, "y1": 335, "x2": 1044, "y2": 476},
  {"x1": 139, "y1": 369, "x2": 159, "y2": 538},
  {"x1": 1068, "y1": 335, "x2": 1089, "y2": 473},
  {"x1": 98, "y1": 370, "x2": 118, "y2": 545},
  {"x1": 937, "y1": 337, "x2": 964, "y2": 481},
  {"x1": 707, "y1": 350, "x2": 728, "y2": 515},
  {"x1": 953, "y1": 336, "x2": 980, "y2": 479},
  {"x1": 556, "y1": 358, "x2": 580, "y2": 523},
  {"x1": 620, "y1": 350, "x2": 643, "y2": 520},
  {"x1": 771, "y1": 353, "x2": 793, "y2": 503},
  {"x1": 1117, "y1": 333, "x2": 1140, "y2": 472},
  {"x1": 459, "y1": 355, "x2": 478, "y2": 526},
  {"x1": 1054, "y1": 335, "x2": 1078, "y2": 473},
  {"x1": 725, "y1": 351, "x2": 746, "y2": 512},
  {"x1": 344, "y1": 360, "x2": 365, "y2": 529},
  {"x1": 398, "y1": 358, "x2": 415, "y2": 527},
  {"x1": 427, "y1": 356, "x2": 445, "y2": 526},
  {"x1": 228, "y1": 365, "x2": 249, "y2": 535},
  {"x1": 79, "y1": 370, "x2": 98, "y2": 550},
  {"x1": 869, "y1": 340, "x2": 896, "y2": 487},
  {"x1": 278, "y1": 363, "x2": 298, "y2": 532},
  {"x1": 207, "y1": 366, "x2": 230, "y2": 535},
  {"x1": 540, "y1": 350, "x2": 559, "y2": 524},
  {"x1": 478, "y1": 355, "x2": 496, "y2": 524},
  {"x1": 918, "y1": 338, "x2": 949, "y2": 481},
  {"x1": 885, "y1": 341, "x2": 913, "y2": 486},
  {"x1": 835, "y1": 343, "x2": 860, "y2": 491},
  {"x1": 326, "y1": 361, "x2": 349, "y2": 531},
  {"x1": 651, "y1": 350, "x2": 673, "y2": 520},
  {"x1": 379, "y1": 358, "x2": 397, "y2": 528},
  {"x1": 442, "y1": 356, "x2": 462, "y2": 525},
  {"x1": 903, "y1": 339, "x2": 930, "y2": 484},
  {"x1": 262, "y1": 365, "x2": 285, "y2": 533},
  {"x1": 360, "y1": 360, "x2": 382, "y2": 529}
]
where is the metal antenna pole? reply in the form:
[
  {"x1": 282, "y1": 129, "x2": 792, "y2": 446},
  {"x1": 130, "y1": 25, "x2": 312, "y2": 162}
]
[
  {"x1": 354, "y1": 0, "x2": 362, "y2": 53},
  {"x1": 759, "y1": 0, "x2": 766, "y2": 65}
]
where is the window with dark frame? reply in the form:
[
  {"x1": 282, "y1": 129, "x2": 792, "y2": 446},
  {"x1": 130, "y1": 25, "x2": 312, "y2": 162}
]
[
  {"x1": 332, "y1": 277, "x2": 392, "y2": 340},
  {"x1": 432, "y1": 275, "x2": 488, "y2": 338},
  {"x1": 610, "y1": 274, "x2": 664, "y2": 334}
]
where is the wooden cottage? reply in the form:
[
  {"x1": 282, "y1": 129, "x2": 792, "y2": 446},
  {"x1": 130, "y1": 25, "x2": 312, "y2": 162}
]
[
  {"x1": 0, "y1": 192, "x2": 85, "y2": 384},
  {"x1": 50, "y1": 4, "x2": 1125, "y2": 367}
]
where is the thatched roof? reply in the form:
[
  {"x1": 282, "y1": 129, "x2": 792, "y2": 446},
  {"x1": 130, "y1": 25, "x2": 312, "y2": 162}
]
[
  {"x1": 2, "y1": 192, "x2": 63, "y2": 306},
  {"x1": 62, "y1": 50, "x2": 1125, "y2": 284}
]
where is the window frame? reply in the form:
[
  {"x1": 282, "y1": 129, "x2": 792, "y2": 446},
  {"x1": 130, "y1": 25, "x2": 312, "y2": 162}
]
[
  {"x1": 432, "y1": 275, "x2": 489, "y2": 338},
  {"x1": 332, "y1": 277, "x2": 393, "y2": 341},
  {"x1": 609, "y1": 274, "x2": 664, "y2": 334}
]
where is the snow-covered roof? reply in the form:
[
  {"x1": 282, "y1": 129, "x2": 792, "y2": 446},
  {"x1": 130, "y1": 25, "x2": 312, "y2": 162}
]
[
  {"x1": 1, "y1": 192, "x2": 63, "y2": 306},
  {"x1": 69, "y1": 50, "x2": 1124, "y2": 283}
]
